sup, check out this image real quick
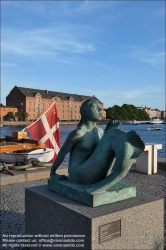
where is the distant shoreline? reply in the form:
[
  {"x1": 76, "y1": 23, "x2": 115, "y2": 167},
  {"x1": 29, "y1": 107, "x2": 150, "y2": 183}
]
[
  {"x1": 0, "y1": 120, "x2": 165, "y2": 127},
  {"x1": 0, "y1": 121, "x2": 79, "y2": 127}
]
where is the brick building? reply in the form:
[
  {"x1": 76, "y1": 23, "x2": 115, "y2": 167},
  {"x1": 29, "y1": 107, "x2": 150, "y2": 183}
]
[
  {"x1": 6, "y1": 86, "x2": 106, "y2": 121},
  {"x1": 144, "y1": 107, "x2": 162, "y2": 119},
  {"x1": 0, "y1": 106, "x2": 18, "y2": 121}
]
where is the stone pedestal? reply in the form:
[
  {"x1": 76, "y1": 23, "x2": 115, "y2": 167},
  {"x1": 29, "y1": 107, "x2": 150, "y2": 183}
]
[{"x1": 25, "y1": 185, "x2": 164, "y2": 250}]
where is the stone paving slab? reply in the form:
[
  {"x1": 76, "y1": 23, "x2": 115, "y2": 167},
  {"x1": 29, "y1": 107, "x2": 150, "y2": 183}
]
[{"x1": 0, "y1": 163, "x2": 68, "y2": 186}]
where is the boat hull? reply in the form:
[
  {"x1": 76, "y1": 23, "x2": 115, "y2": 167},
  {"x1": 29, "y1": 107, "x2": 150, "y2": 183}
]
[
  {"x1": 0, "y1": 148, "x2": 55, "y2": 164},
  {"x1": 149, "y1": 118, "x2": 163, "y2": 124}
]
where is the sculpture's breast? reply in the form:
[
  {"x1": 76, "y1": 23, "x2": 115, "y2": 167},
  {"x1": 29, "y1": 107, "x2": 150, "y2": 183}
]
[{"x1": 77, "y1": 129, "x2": 100, "y2": 152}]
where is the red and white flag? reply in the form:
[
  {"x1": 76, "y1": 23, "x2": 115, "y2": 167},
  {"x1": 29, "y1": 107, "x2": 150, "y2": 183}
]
[{"x1": 26, "y1": 102, "x2": 60, "y2": 162}]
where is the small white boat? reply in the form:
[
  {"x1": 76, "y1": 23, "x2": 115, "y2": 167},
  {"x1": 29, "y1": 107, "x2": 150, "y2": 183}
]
[
  {"x1": 0, "y1": 131, "x2": 55, "y2": 165},
  {"x1": 0, "y1": 148, "x2": 55, "y2": 164},
  {"x1": 149, "y1": 118, "x2": 163, "y2": 124},
  {"x1": 147, "y1": 127, "x2": 162, "y2": 131}
]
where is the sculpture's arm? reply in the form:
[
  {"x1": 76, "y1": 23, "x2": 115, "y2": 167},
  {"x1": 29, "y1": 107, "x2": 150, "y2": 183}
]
[
  {"x1": 50, "y1": 129, "x2": 80, "y2": 176},
  {"x1": 50, "y1": 147, "x2": 68, "y2": 176}
]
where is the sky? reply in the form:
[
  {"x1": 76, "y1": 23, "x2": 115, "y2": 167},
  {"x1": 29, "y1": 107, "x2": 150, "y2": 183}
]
[{"x1": 1, "y1": 1, "x2": 165, "y2": 110}]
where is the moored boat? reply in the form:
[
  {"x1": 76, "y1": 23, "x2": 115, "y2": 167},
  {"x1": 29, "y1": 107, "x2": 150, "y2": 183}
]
[
  {"x1": 0, "y1": 148, "x2": 55, "y2": 164},
  {"x1": 0, "y1": 132, "x2": 54, "y2": 164},
  {"x1": 148, "y1": 118, "x2": 163, "y2": 124},
  {"x1": 147, "y1": 127, "x2": 162, "y2": 131}
]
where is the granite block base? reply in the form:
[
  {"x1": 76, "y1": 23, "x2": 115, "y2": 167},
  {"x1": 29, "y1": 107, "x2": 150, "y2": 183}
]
[
  {"x1": 25, "y1": 185, "x2": 164, "y2": 250},
  {"x1": 48, "y1": 177, "x2": 136, "y2": 207}
]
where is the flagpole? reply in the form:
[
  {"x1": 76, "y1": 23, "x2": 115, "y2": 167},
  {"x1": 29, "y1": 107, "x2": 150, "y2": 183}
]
[{"x1": 22, "y1": 101, "x2": 56, "y2": 132}]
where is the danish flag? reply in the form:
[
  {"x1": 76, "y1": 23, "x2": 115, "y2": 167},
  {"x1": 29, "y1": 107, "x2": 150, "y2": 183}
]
[{"x1": 26, "y1": 102, "x2": 60, "y2": 162}]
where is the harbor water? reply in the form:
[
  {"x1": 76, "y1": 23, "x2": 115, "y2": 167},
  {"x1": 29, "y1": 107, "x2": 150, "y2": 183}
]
[{"x1": 0, "y1": 123, "x2": 165, "y2": 159}]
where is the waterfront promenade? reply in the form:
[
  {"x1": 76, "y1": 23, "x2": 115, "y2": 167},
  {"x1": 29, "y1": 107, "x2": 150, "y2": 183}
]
[{"x1": 0, "y1": 162, "x2": 165, "y2": 249}]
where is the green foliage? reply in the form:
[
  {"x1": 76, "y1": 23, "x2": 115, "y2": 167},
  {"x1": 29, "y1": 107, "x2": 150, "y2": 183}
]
[
  {"x1": 105, "y1": 104, "x2": 149, "y2": 121},
  {"x1": 3, "y1": 112, "x2": 15, "y2": 121},
  {"x1": 15, "y1": 112, "x2": 28, "y2": 121},
  {"x1": 22, "y1": 112, "x2": 28, "y2": 119},
  {"x1": 0, "y1": 103, "x2": 5, "y2": 107}
]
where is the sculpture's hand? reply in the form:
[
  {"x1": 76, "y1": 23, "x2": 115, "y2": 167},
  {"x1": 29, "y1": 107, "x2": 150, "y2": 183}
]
[{"x1": 104, "y1": 120, "x2": 120, "y2": 133}]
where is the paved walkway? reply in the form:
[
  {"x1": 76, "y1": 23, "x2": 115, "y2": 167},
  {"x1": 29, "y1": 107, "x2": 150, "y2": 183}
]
[{"x1": 0, "y1": 166, "x2": 166, "y2": 249}]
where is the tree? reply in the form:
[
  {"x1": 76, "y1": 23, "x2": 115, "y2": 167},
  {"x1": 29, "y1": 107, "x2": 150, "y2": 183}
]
[
  {"x1": 15, "y1": 112, "x2": 22, "y2": 121},
  {"x1": 105, "y1": 104, "x2": 150, "y2": 121},
  {"x1": 22, "y1": 112, "x2": 28, "y2": 120},
  {"x1": 15, "y1": 112, "x2": 28, "y2": 121},
  {"x1": 3, "y1": 112, "x2": 15, "y2": 121}
]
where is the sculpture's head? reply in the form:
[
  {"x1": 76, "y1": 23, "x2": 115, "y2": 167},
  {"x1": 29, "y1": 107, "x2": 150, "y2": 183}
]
[{"x1": 78, "y1": 99, "x2": 102, "y2": 126}]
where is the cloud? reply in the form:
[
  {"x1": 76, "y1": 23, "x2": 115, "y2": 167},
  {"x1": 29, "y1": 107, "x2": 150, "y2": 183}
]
[
  {"x1": 91, "y1": 85, "x2": 163, "y2": 101},
  {"x1": 90, "y1": 86, "x2": 164, "y2": 109},
  {"x1": 152, "y1": 37, "x2": 165, "y2": 45},
  {"x1": 2, "y1": 26, "x2": 95, "y2": 61},
  {"x1": 128, "y1": 46, "x2": 165, "y2": 65},
  {"x1": 61, "y1": 1, "x2": 117, "y2": 16},
  {"x1": 1, "y1": 63, "x2": 17, "y2": 68}
]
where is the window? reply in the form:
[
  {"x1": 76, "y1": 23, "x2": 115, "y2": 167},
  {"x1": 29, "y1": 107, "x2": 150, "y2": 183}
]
[
  {"x1": 42, "y1": 103, "x2": 44, "y2": 107},
  {"x1": 28, "y1": 102, "x2": 30, "y2": 106},
  {"x1": 62, "y1": 110, "x2": 64, "y2": 113},
  {"x1": 62, "y1": 105, "x2": 64, "y2": 108},
  {"x1": 29, "y1": 108, "x2": 31, "y2": 112}
]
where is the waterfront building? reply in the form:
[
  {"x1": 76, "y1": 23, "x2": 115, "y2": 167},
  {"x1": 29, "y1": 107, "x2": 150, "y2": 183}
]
[
  {"x1": 161, "y1": 110, "x2": 166, "y2": 120},
  {"x1": 6, "y1": 86, "x2": 106, "y2": 121},
  {"x1": 136, "y1": 106, "x2": 165, "y2": 119},
  {"x1": 0, "y1": 106, "x2": 18, "y2": 121},
  {"x1": 144, "y1": 107, "x2": 161, "y2": 119}
]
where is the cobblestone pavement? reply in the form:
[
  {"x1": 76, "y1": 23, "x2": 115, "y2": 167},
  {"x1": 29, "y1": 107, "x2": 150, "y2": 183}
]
[{"x1": 0, "y1": 167, "x2": 166, "y2": 249}]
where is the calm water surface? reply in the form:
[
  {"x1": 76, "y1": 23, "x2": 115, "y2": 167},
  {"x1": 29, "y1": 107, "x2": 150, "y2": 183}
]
[{"x1": 1, "y1": 123, "x2": 165, "y2": 159}]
